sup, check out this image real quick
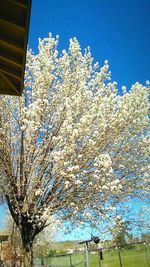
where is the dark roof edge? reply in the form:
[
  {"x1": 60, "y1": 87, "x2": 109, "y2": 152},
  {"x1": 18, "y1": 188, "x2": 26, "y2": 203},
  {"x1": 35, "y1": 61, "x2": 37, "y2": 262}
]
[{"x1": 20, "y1": 0, "x2": 32, "y2": 96}]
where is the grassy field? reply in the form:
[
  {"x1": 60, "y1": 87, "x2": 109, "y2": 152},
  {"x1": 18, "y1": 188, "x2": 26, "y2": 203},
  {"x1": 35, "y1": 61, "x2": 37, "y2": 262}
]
[{"x1": 35, "y1": 245, "x2": 150, "y2": 267}]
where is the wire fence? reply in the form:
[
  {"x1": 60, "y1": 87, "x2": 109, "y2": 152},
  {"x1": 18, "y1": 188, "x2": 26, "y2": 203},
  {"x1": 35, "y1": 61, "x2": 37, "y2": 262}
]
[
  {"x1": 34, "y1": 252, "x2": 85, "y2": 267},
  {"x1": 34, "y1": 241, "x2": 150, "y2": 267}
]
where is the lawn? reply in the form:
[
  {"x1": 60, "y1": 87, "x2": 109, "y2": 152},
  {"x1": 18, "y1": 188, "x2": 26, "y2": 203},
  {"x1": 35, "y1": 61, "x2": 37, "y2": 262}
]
[{"x1": 35, "y1": 245, "x2": 150, "y2": 267}]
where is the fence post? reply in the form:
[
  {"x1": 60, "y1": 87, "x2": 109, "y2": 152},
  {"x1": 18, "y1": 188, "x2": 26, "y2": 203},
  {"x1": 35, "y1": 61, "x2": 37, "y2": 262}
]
[
  {"x1": 98, "y1": 249, "x2": 103, "y2": 267},
  {"x1": 85, "y1": 242, "x2": 89, "y2": 267},
  {"x1": 69, "y1": 253, "x2": 73, "y2": 267},
  {"x1": 98, "y1": 254, "x2": 102, "y2": 267},
  {"x1": 117, "y1": 246, "x2": 123, "y2": 267},
  {"x1": 145, "y1": 242, "x2": 150, "y2": 261}
]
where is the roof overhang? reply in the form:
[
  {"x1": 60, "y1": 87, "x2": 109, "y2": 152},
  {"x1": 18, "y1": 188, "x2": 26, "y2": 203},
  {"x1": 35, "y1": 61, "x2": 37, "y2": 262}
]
[
  {"x1": 0, "y1": 0, "x2": 32, "y2": 96},
  {"x1": 0, "y1": 234, "x2": 9, "y2": 242}
]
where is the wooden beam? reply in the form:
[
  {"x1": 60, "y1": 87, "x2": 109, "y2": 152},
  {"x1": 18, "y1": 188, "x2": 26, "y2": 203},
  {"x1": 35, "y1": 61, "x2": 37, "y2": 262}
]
[
  {"x1": 0, "y1": 65, "x2": 22, "y2": 80},
  {"x1": 0, "y1": 71, "x2": 20, "y2": 95},
  {"x1": 0, "y1": 38, "x2": 24, "y2": 53},
  {"x1": 1, "y1": 18, "x2": 26, "y2": 32},
  {"x1": 10, "y1": 0, "x2": 28, "y2": 9},
  {"x1": 0, "y1": 52, "x2": 22, "y2": 68}
]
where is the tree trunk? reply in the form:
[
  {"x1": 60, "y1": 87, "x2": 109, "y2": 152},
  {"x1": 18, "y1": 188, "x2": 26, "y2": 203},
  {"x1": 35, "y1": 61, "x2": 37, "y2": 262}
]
[{"x1": 21, "y1": 248, "x2": 34, "y2": 267}]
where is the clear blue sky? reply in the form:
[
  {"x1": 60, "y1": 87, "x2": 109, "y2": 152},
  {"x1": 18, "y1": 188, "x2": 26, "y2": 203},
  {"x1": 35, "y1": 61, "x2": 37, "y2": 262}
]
[
  {"x1": 29, "y1": 0, "x2": 150, "y2": 91},
  {"x1": 0, "y1": 0, "x2": 150, "y2": 240}
]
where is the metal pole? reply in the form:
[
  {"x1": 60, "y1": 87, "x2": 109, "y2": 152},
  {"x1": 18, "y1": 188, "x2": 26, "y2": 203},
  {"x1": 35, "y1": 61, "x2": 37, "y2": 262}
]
[
  {"x1": 41, "y1": 257, "x2": 44, "y2": 266},
  {"x1": 0, "y1": 242, "x2": 2, "y2": 256},
  {"x1": 85, "y1": 242, "x2": 89, "y2": 267},
  {"x1": 0, "y1": 242, "x2": 2, "y2": 259},
  {"x1": 117, "y1": 246, "x2": 123, "y2": 267},
  {"x1": 145, "y1": 242, "x2": 150, "y2": 261},
  {"x1": 69, "y1": 254, "x2": 73, "y2": 267},
  {"x1": 98, "y1": 250, "x2": 102, "y2": 267}
]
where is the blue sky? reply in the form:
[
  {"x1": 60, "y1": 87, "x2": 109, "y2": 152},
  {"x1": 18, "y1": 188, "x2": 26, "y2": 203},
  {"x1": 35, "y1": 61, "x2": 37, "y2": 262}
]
[
  {"x1": 0, "y1": 0, "x2": 150, "y2": 240},
  {"x1": 29, "y1": 0, "x2": 150, "y2": 91},
  {"x1": 0, "y1": 205, "x2": 8, "y2": 229}
]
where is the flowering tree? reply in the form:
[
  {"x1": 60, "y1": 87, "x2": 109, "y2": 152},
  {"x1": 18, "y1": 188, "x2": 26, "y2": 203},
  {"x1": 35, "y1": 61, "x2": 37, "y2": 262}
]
[
  {"x1": 0, "y1": 34, "x2": 149, "y2": 266},
  {"x1": 110, "y1": 216, "x2": 130, "y2": 246}
]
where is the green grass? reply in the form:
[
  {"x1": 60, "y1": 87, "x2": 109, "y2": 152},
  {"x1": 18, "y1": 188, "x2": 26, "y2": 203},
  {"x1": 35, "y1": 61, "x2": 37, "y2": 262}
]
[{"x1": 34, "y1": 246, "x2": 150, "y2": 267}]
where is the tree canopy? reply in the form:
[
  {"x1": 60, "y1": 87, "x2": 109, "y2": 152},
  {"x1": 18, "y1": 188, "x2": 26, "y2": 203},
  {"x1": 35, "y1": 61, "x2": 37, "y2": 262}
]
[{"x1": 0, "y1": 34, "x2": 149, "y2": 264}]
